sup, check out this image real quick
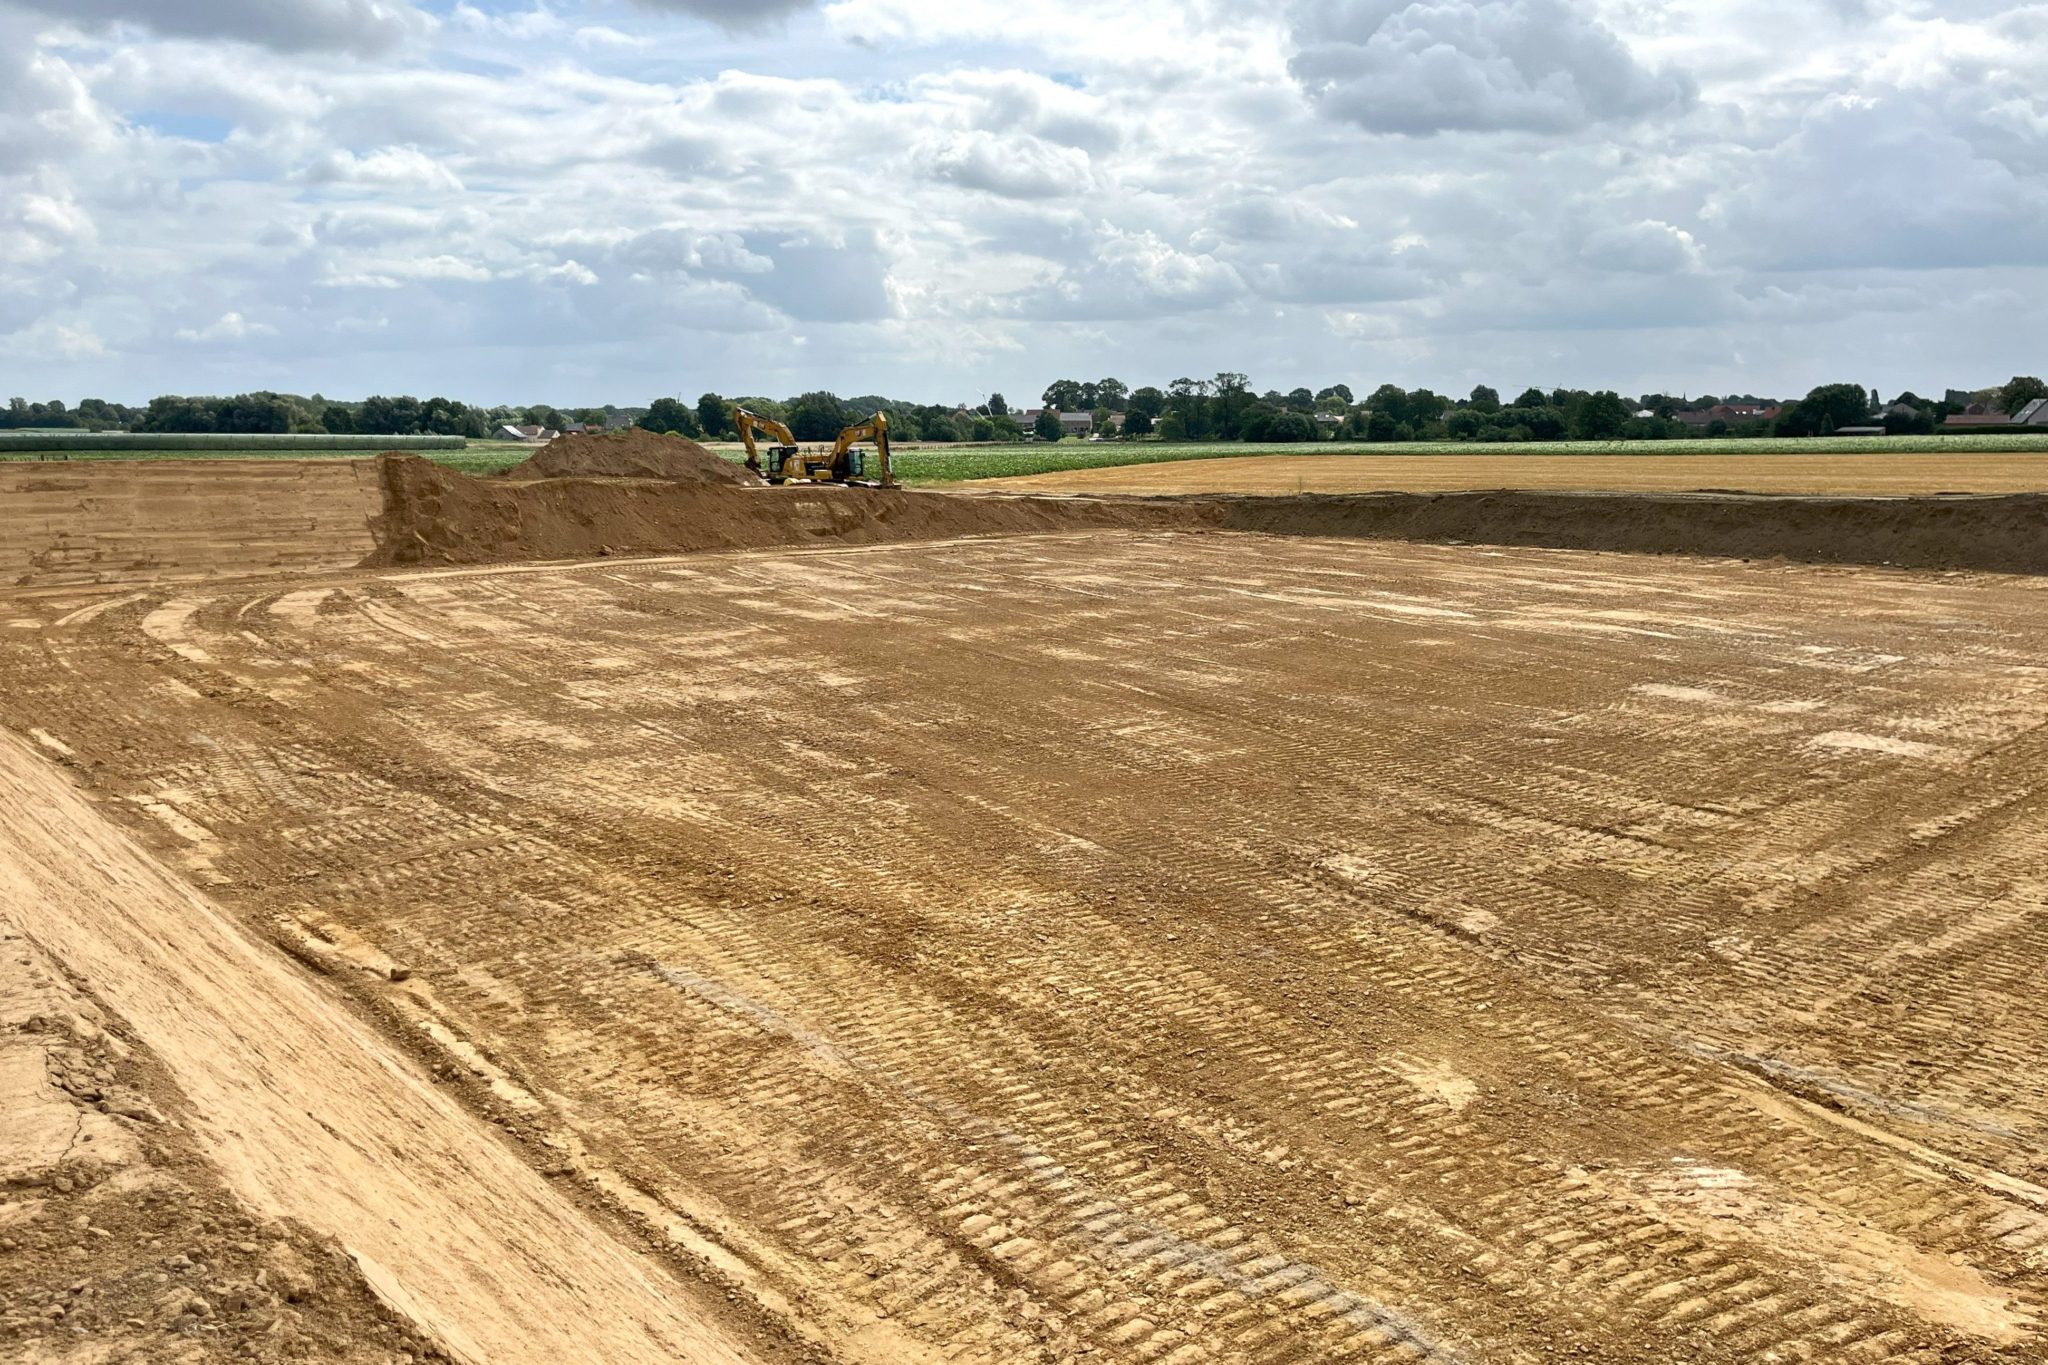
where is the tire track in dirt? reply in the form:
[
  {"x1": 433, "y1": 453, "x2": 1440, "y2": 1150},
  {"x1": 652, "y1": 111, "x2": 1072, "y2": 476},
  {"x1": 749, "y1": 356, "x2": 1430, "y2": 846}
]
[
  {"x1": 3, "y1": 533, "x2": 2045, "y2": 1362},
  {"x1": 0, "y1": 729, "x2": 770, "y2": 1365}
]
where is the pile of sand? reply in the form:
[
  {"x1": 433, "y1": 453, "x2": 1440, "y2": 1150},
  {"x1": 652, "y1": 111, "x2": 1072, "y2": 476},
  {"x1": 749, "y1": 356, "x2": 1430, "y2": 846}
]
[{"x1": 504, "y1": 429, "x2": 755, "y2": 486}]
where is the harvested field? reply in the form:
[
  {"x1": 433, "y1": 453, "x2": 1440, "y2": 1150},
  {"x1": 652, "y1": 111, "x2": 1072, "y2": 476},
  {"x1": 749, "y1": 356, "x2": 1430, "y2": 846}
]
[
  {"x1": 984, "y1": 451, "x2": 2048, "y2": 496},
  {"x1": 3, "y1": 491, "x2": 2047, "y2": 1362}
]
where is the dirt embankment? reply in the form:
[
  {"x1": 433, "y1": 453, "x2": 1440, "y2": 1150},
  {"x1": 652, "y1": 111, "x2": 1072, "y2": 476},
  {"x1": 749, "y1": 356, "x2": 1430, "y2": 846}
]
[
  {"x1": 0, "y1": 728, "x2": 763, "y2": 1365},
  {"x1": 1202, "y1": 489, "x2": 2048, "y2": 575},
  {"x1": 374, "y1": 455, "x2": 2048, "y2": 576},
  {"x1": 503, "y1": 429, "x2": 755, "y2": 485},
  {"x1": 7, "y1": 455, "x2": 2048, "y2": 588},
  {"x1": 366, "y1": 453, "x2": 1197, "y2": 566},
  {"x1": 0, "y1": 459, "x2": 382, "y2": 588}
]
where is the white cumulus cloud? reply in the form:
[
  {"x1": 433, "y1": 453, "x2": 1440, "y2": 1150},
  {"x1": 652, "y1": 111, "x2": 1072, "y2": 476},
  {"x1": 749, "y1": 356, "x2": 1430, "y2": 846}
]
[{"x1": 1289, "y1": 0, "x2": 1696, "y2": 134}]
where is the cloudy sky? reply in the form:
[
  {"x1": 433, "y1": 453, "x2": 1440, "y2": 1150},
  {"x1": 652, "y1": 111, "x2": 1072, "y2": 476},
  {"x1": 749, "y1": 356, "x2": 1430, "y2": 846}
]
[{"x1": 1, "y1": 0, "x2": 2042, "y2": 406}]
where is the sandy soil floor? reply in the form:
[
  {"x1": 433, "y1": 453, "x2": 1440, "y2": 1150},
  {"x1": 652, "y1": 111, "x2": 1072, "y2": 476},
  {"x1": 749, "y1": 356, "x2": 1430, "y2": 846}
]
[
  {"x1": 3, "y1": 531, "x2": 2046, "y2": 1363},
  {"x1": 980, "y1": 452, "x2": 2048, "y2": 496}
]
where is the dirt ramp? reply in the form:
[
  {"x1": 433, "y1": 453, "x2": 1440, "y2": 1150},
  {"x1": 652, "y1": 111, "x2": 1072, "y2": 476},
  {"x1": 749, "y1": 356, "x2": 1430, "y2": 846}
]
[
  {"x1": 0, "y1": 459, "x2": 383, "y2": 588},
  {"x1": 367, "y1": 453, "x2": 1198, "y2": 566},
  {"x1": 1207, "y1": 489, "x2": 2048, "y2": 575},
  {"x1": 504, "y1": 428, "x2": 753, "y2": 485}
]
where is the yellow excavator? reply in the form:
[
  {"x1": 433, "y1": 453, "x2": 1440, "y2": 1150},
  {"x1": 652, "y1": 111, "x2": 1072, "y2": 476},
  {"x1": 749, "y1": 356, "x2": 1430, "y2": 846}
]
[
  {"x1": 736, "y1": 405, "x2": 897, "y2": 488},
  {"x1": 734, "y1": 407, "x2": 798, "y2": 482}
]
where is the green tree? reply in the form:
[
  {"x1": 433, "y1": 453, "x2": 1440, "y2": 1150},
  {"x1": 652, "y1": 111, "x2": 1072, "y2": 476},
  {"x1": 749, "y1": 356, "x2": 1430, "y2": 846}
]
[
  {"x1": 1782, "y1": 382, "x2": 1873, "y2": 435},
  {"x1": 1165, "y1": 378, "x2": 1208, "y2": 437},
  {"x1": 987, "y1": 392, "x2": 1008, "y2": 416},
  {"x1": 1407, "y1": 389, "x2": 1448, "y2": 427},
  {"x1": 1033, "y1": 409, "x2": 1064, "y2": 442},
  {"x1": 1123, "y1": 408, "x2": 1154, "y2": 436},
  {"x1": 1315, "y1": 384, "x2": 1354, "y2": 406},
  {"x1": 785, "y1": 391, "x2": 848, "y2": 441},
  {"x1": 1774, "y1": 402, "x2": 1819, "y2": 437},
  {"x1": 1127, "y1": 386, "x2": 1166, "y2": 420},
  {"x1": 638, "y1": 397, "x2": 700, "y2": 437},
  {"x1": 920, "y1": 410, "x2": 964, "y2": 443},
  {"x1": 1510, "y1": 387, "x2": 1547, "y2": 409},
  {"x1": 1467, "y1": 385, "x2": 1501, "y2": 414},
  {"x1": 1283, "y1": 387, "x2": 1316, "y2": 412},
  {"x1": 730, "y1": 396, "x2": 787, "y2": 424},
  {"x1": 1570, "y1": 391, "x2": 1631, "y2": 440},
  {"x1": 1999, "y1": 376, "x2": 2046, "y2": 415},
  {"x1": 1366, "y1": 384, "x2": 1409, "y2": 426},
  {"x1": 136, "y1": 396, "x2": 222, "y2": 433},
  {"x1": 1042, "y1": 379, "x2": 1086, "y2": 411},
  {"x1": 696, "y1": 393, "x2": 733, "y2": 438},
  {"x1": 1445, "y1": 409, "x2": 1484, "y2": 440},
  {"x1": 1211, "y1": 371, "x2": 1252, "y2": 438},
  {"x1": 1094, "y1": 378, "x2": 1128, "y2": 411},
  {"x1": 1248, "y1": 408, "x2": 1317, "y2": 442}
]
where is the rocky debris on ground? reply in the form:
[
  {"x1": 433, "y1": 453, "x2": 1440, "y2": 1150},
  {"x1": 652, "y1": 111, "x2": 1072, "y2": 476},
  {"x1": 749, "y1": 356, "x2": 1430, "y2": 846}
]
[
  {"x1": 501, "y1": 429, "x2": 756, "y2": 486},
  {"x1": 0, "y1": 923, "x2": 449, "y2": 1363}
]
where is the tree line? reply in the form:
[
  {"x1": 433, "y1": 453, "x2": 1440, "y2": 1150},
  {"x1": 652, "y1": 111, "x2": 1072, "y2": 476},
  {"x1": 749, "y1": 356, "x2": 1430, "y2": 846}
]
[
  {"x1": 0, "y1": 392, "x2": 641, "y2": 438},
  {"x1": 6, "y1": 374, "x2": 2040, "y2": 444}
]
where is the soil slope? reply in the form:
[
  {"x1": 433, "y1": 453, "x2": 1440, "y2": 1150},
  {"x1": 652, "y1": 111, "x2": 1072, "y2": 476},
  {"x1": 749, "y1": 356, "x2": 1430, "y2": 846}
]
[
  {"x1": 0, "y1": 459, "x2": 382, "y2": 588},
  {"x1": 369, "y1": 451, "x2": 1193, "y2": 566},
  {"x1": 0, "y1": 728, "x2": 764, "y2": 1365},
  {"x1": 1206, "y1": 488, "x2": 2048, "y2": 575},
  {"x1": 503, "y1": 429, "x2": 755, "y2": 485}
]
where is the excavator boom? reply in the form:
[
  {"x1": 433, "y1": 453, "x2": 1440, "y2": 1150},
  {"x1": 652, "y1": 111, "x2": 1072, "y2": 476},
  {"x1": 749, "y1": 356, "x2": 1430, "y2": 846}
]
[
  {"x1": 734, "y1": 406, "x2": 797, "y2": 481},
  {"x1": 829, "y1": 411, "x2": 896, "y2": 488}
]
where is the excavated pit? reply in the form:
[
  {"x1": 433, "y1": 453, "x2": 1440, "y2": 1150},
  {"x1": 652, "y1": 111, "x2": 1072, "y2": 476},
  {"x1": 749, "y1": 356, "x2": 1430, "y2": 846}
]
[
  {"x1": 7, "y1": 453, "x2": 2048, "y2": 588},
  {"x1": 6, "y1": 452, "x2": 2048, "y2": 1364}
]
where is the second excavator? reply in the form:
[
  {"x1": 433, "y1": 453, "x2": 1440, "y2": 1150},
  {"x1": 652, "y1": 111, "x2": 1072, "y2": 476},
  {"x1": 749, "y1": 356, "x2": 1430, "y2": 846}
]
[{"x1": 735, "y1": 405, "x2": 897, "y2": 489}]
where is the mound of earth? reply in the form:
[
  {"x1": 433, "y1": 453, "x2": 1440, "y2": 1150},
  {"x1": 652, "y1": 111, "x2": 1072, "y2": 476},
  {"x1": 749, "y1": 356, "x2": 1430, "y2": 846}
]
[
  {"x1": 365, "y1": 453, "x2": 1197, "y2": 567},
  {"x1": 503, "y1": 429, "x2": 755, "y2": 486},
  {"x1": 1207, "y1": 488, "x2": 2048, "y2": 575}
]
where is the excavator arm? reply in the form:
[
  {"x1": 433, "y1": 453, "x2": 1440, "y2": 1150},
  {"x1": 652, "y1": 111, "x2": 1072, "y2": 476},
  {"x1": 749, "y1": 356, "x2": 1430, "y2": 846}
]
[
  {"x1": 734, "y1": 407, "x2": 797, "y2": 479},
  {"x1": 829, "y1": 411, "x2": 896, "y2": 488}
]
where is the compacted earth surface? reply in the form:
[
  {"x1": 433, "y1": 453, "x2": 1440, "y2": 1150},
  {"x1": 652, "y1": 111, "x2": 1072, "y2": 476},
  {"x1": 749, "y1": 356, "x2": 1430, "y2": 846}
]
[
  {"x1": 2, "y1": 497, "x2": 2046, "y2": 1362},
  {"x1": 980, "y1": 451, "x2": 2048, "y2": 497}
]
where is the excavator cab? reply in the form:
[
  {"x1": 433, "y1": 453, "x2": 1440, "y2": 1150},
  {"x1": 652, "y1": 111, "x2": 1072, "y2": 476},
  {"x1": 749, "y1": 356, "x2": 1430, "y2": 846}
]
[{"x1": 827, "y1": 411, "x2": 896, "y2": 489}]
